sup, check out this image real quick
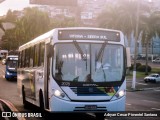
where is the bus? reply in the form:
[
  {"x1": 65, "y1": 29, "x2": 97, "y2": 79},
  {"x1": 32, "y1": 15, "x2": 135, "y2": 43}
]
[
  {"x1": 5, "y1": 55, "x2": 18, "y2": 80},
  {"x1": 17, "y1": 27, "x2": 131, "y2": 114}
]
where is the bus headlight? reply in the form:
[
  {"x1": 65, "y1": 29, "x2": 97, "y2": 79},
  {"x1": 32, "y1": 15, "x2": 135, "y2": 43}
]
[
  {"x1": 7, "y1": 72, "x2": 11, "y2": 75},
  {"x1": 115, "y1": 90, "x2": 125, "y2": 98},
  {"x1": 53, "y1": 89, "x2": 65, "y2": 98}
]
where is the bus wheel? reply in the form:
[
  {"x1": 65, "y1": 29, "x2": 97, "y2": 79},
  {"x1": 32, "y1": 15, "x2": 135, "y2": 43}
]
[
  {"x1": 39, "y1": 90, "x2": 44, "y2": 111},
  {"x1": 22, "y1": 85, "x2": 30, "y2": 109}
]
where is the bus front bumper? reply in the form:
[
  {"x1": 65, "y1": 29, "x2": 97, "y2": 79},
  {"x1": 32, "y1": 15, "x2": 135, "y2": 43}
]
[{"x1": 49, "y1": 95, "x2": 125, "y2": 112}]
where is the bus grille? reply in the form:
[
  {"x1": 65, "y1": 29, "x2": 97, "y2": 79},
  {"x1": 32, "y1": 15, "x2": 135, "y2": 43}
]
[{"x1": 70, "y1": 87, "x2": 111, "y2": 96}]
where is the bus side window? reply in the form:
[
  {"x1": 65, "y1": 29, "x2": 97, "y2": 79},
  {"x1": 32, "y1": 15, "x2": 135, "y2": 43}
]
[
  {"x1": 18, "y1": 52, "x2": 22, "y2": 68},
  {"x1": 39, "y1": 43, "x2": 45, "y2": 66},
  {"x1": 25, "y1": 48, "x2": 30, "y2": 67},
  {"x1": 30, "y1": 47, "x2": 34, "y2": 67},
  {"x1": 34, "y1": 44, "x2": 39, "y2": 67},
  {"x1": 22, "y1": 50, "x2": 25, "y2": 68}
]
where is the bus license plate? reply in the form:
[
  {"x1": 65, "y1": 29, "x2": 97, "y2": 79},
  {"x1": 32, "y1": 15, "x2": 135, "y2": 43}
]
[{"x1": 85, "y1": 105, "x2": 97, "y2": 110}]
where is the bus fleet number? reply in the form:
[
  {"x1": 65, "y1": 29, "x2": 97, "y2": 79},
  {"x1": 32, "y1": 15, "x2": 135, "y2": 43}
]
[{"x1": 61, "y1": 82, "x2": 70, "y2": 86}]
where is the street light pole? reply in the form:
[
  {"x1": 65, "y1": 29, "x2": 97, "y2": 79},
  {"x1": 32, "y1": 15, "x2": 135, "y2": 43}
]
[{"x1": 132, "y1": 0, "x2": 140, "y2": 89}]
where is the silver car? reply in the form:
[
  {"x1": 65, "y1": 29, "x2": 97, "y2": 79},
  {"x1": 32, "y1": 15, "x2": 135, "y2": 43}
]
[
  {"x1": 153, "y1": 58, "x2": 160, "y2": 63},
  {"x1": 144, "y1": 74, "x2": 160, "y2": 83}
]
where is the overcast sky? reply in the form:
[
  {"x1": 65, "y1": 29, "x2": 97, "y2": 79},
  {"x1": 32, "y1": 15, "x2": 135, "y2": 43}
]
[{"x1": 0, "y1": 0, "x2": 30, "y2": 16}]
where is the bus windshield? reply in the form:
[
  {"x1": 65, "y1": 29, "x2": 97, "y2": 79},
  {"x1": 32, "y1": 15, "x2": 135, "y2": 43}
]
[
  {"x1": 7, "y1": 60, "x2": 17, "y2": 68},
  {"x1": 53, "y1": 43, "x2": 124, "y2": 83}
]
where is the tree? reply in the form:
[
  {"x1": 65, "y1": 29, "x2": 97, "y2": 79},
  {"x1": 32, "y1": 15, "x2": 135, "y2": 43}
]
[
  {"x1": 97, "y1": 0, "x2": 149, "y2": 44},
  {"x1": 0, "y1": 19, "x2": 5, "y2": 32},
  {"x1": 140, "y1": 11, "x2": 160, "y2": 75},
  {"x1": 1, "y1": 7, "x2": 79, "y2": 50}
]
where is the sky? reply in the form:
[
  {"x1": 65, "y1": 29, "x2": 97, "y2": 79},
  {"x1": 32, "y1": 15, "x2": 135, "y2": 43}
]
[{"x1": 0, "y1": 0, "x2": 30, "y2": 16}]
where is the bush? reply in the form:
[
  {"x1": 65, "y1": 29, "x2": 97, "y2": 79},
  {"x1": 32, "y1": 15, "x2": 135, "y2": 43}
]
[
  {"x1": 137, "y1": 65, "x2": 152, "y2": 72},
  {"x1": 129, "y1": 64, "x2": 133, "y2": 70},
  {"x1": 136, "y1": 63, "x2": 142, "y2": 68},
  {"x1": 129, "y1": 63, "x2": 142, "y2": 70}
]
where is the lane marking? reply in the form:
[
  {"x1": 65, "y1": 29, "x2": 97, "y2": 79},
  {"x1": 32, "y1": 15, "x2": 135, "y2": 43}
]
[
  {"x1": 151, "y1": 108, "x2": 160, "y2": 111},
  {"x1": 154, "y1": 89, "x2": 160, "y2": 92},
  {"x1": 142, "y1": 100, "x2": 159, "y2": 104},
  {"x1": 136, "y1": 82, "x2": 147, "y2": 85},
  {"x1": 143, "y1": 87, "x2": 160, "y2": 90},
  {"x1": 126, "y1": 103, "x2": 131, "y2": 106},
  {"x1": 127, "y1": 81, "x2": 148, "y2": 85}
]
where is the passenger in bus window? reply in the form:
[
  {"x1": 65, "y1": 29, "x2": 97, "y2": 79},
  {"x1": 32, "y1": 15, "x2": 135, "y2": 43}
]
[{"x1": 85, "y1": 74, "x2": 93, "y2": 82}]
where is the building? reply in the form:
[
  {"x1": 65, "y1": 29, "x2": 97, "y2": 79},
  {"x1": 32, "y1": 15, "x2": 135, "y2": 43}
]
[{"x1": 29, "y1": 0, "x2": 107, "y2": 25}]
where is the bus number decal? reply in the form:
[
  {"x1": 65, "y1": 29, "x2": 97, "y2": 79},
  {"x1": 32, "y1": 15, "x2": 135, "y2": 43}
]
[{"x1": 61, "y1": 82, "x2": 70, "y2": 86}]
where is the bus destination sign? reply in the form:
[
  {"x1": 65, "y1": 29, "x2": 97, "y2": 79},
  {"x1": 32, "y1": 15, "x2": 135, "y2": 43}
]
[
  {"x1": 8, "y1": 57, "x2": 18, "y2": 61},
  {"x1": 58, "y1": 30, "x2": 120, "y2": 41}
]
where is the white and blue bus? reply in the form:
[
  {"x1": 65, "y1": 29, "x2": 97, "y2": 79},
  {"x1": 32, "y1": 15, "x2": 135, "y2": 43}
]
[
  {"x1": 5, "y1": 55, "x2": 18, "y2": 80},
  {"x1": 17, "y1": 27, "x2": 131, "y2": 114}
]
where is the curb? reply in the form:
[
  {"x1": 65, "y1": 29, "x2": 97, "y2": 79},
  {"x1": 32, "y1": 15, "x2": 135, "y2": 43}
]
[
  {"x1": 0, "y1": 99, "x2": 26, "y2": 120},
  {"x1": 127, "y1": 87, "x2": 160, "y2": 92}
]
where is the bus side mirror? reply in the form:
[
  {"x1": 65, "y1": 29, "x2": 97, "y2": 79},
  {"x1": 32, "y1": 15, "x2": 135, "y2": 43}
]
[{"x1": 126, "y1": 47, "x2": 131, "y2": 68}]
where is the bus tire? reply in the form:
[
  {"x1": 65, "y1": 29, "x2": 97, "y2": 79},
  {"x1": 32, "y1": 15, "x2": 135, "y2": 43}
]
[
  {"x1": 39, "y1": 90, "x2": 44, "y2": 111},
  {"x1": 22, "y1": 85, "x2": 30, "y2": 109}
]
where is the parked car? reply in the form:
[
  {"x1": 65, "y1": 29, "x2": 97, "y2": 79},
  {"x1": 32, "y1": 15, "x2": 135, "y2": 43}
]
[
  {"x1": 136, "y1": 54, "x2": 145, "y2": 60},
  {"x1": 152, "y1": 57, "x2": 160, "y2": 63},
  {"x1": 144, "y1": 73, "x2": 160, "y2": 83}
]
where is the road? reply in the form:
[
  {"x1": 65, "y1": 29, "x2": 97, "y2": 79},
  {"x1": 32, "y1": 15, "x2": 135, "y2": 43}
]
[{"x1": 0, "y1": 64, "x2": 160, "y2": 120}]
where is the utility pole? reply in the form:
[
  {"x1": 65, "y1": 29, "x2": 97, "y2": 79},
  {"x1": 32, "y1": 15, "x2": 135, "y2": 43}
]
[{"x1": 132, "y1": 0, "x2": 140, "y2": 89}]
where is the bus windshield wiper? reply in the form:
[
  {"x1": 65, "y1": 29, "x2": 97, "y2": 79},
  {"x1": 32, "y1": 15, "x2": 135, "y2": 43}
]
[
  {"x1": 95, "y1": 41, "x2": 108, "y2": 81},
  {"x1": 73, "y1": 40, "x2": 87, "y2": 61},
  {"x1": 96, "y1": 41, "x2": 108, "y2": 62}
]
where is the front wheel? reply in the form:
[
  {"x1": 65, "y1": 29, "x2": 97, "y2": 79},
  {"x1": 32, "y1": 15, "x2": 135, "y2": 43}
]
[
  {"x1": 39, "y1": 90, "x2": 44, "y2": 111},
  {"x1": 22, "y1": 85, "x2": 30, "y2": 109}
]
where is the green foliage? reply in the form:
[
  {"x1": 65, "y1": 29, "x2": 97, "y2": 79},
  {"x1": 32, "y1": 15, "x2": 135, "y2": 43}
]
[
  {"x1": 0, "y1": 19, "x2": 5, "y2": 32},
  {"x1": 137, "y1": 65, "x2": 152, "y2": 72},
  {"x1": 1, "y1": 8, "x2": 78, "y2": 50},
  {"x1": 129, "y1": 63, "x2": 142, "y2": 70},
  {"x1": 136, "y1": 63, "x2": 142, "y2": 69}
]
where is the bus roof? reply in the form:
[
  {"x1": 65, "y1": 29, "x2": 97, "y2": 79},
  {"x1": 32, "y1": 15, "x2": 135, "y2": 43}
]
[{"x1": 7, "y1": 55, "x2": 18, "y2": 58}]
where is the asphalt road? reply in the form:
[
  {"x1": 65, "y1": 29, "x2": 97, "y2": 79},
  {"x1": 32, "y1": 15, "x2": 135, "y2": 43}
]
[{"x1": 0, "y1": 64, "x2": 160, "y2": 120}]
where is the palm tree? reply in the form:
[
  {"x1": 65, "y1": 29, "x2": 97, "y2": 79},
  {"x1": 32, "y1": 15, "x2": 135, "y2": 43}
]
[
  {"x1": 97, "y1": 0, "x2": 147, "y2": 45},
  {"x1": 140, "y1": 11, "x2": 160, "y2": 75}
]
